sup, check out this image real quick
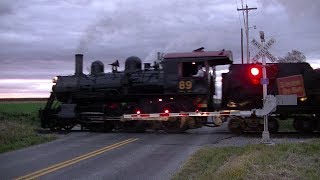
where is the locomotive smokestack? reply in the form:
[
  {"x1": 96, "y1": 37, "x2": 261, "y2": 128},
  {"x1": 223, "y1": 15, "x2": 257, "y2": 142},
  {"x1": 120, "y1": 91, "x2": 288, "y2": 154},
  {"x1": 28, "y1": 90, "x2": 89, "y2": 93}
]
[{"x1": 75, "y1": 54, "x2": 83, "y2": 75}]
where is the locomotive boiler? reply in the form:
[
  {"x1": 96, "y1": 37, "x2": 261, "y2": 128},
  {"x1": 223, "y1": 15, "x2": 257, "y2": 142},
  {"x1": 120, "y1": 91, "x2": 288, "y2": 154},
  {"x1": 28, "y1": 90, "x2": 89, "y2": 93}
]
[{"x1": 40, "y1": 50, "x2": 233, "y2": 132}]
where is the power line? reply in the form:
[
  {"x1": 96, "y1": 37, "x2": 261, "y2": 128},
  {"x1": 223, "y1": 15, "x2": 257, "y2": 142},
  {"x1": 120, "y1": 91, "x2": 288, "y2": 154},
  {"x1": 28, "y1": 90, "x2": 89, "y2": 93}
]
[{"x1": 237, "y1": 4, "x2": 257, "y2": 64}]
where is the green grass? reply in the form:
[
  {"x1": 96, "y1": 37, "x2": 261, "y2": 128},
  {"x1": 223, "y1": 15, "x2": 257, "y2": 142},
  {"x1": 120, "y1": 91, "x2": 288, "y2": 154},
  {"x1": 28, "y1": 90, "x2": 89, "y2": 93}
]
[
  {"x1": 173, "y1": 141, "x2": 320, "y2": 180},
  {"x1": 0, "y1": 102, "x2": 46, "y2": 113},
  {"x1": 0, "y1": 102, "x2": 56, "y2": 153}
]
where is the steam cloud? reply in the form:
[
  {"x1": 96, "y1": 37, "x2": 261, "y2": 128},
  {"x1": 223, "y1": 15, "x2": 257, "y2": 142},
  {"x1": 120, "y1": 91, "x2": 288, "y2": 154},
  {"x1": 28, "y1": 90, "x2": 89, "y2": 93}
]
[{"x1": 76, "y1": 7, "x2": 153, "y2": 54}]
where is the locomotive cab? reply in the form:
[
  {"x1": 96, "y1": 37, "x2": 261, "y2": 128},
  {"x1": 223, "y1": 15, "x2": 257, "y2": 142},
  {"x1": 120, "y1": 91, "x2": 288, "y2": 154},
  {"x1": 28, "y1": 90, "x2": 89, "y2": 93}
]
[
  {"x1": 162, "y1": 49, "x2": 233, "y2": 94},
  {"x1": 162, "y1": 49, "x2": 233, "y2": 111}
]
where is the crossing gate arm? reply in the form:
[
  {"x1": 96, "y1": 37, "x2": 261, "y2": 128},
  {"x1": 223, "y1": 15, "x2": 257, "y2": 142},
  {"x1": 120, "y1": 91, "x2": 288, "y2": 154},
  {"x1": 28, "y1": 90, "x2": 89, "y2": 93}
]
[
  {"x1": 122, "y1": 110, "x2": 254, "y2": 121},
  {"x1": 122, "y1": 95, "x2": 297, "y2": 121}
]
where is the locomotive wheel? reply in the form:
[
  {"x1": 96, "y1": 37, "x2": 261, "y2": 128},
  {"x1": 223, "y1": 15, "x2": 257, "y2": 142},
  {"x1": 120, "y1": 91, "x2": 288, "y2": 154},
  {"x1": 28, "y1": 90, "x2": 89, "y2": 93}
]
[
  {"x1": 87, "y1": 123, "x2": 102, "y2": 132},
  {"x1": 245, "y1": 117, "x2": 262, "y2": 130},
  {"x1": 316, "y1": 115, "x2": 320, "y2": 131},
  {"x1": 160, "y1": 102, "x2": 189, "y2": 133},
  {"x1": 60, "y1": 119, "x2": 76, "y2": 131},
  {"x1": 268, "y1": 117, "x2": 279, "y2": 133},
  {"x1": 293, "y1": 116, "x2": 314, "y2": 133},
  {"x1": 63, "y1": 124, "x2": 74, "y2": 131},
  {"x1": 162, "y1": 117, "x2": 187, "y2": 133},
  {"x1": 228, "y1": 117, "x2": 245, "y2": 134},
  {"x1": 47, "y1": 118, "x2": 62, "y2": 131},
  {"x1": 103, "y1": 122, "x2": 114, "y2": 132},
  {"x1": 49, "y1": 126, "x2": 62, "y2": 132}
]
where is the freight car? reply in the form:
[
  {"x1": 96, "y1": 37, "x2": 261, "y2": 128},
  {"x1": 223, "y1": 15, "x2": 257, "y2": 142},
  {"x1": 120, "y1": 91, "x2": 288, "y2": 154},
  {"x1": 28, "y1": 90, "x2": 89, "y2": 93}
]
[
  {"x1": 40, "y1": 50, "x2": 233, "y2": 132},
  {"x1": 221, "y1": 63, "x2": 320, "y2": 133}
]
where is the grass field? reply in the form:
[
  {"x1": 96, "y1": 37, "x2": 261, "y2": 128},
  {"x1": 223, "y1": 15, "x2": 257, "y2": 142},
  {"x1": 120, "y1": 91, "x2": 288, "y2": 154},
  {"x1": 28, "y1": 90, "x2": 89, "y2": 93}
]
[
  {"x1": 173, "y1": 140, "x2": 320, "y2": 180},
  {"x1": 0, "y1": 101, "x2": 56, "y2": 153},
  {"x1": 0, "y1": 102, "x2": 46, "y2": 113}
]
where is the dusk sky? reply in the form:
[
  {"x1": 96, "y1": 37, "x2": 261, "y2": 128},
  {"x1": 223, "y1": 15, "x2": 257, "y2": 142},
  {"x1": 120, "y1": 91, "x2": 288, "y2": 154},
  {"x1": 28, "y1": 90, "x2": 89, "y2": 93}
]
[{"x1": 0, "y1": 0, "x2": 319, "y2": 98}]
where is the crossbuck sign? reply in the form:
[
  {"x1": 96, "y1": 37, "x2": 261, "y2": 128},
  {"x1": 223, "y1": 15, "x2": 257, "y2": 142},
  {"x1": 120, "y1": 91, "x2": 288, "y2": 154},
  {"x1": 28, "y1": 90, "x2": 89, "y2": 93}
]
[{"x1": 251, "y1": 38, "x2": 276, "y2": 63}]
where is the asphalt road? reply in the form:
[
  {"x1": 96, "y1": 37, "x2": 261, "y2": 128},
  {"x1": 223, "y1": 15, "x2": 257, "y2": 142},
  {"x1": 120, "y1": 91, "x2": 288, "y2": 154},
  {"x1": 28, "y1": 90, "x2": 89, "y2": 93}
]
[{"x1": 0, "y1": 125, "x2": 234, "y2": 180}]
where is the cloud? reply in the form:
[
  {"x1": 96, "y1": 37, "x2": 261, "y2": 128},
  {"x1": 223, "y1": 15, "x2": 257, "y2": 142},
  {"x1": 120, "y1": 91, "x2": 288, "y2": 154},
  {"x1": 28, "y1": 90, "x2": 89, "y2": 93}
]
[
  {"x1": 0, "y1": 79, "x2": 52, "y2": 98},
  {"x1": 262, "y1": 0, "x2": 320, "y2": 21},
  {"x1": 0, "y1": 0, "x2": 320, "y2": 98},
  {"x1": 0, "y1": 1, "x2": 13, "y2": 15}
]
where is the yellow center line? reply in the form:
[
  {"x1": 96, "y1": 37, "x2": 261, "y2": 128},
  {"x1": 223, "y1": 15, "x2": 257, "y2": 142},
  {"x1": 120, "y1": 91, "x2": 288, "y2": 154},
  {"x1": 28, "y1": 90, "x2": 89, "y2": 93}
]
[{"x1": 16, "y1": 138, "x2": 139, "y2": 180}]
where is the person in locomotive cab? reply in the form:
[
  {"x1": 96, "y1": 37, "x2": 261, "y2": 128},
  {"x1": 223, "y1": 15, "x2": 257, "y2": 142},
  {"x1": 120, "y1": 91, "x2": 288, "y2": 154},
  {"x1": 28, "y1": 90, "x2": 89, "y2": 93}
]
[{"x1": 193, "y1": 65, "x2": 205, "y2": 77}]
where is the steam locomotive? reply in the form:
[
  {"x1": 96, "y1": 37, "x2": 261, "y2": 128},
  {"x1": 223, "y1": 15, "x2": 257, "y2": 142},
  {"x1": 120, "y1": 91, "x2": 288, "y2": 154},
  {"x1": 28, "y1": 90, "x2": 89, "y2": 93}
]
[
  {"x1": 40, "y1": 49, "x2": 320, "y2": 133},
  {"x1": 40, "y1": 50, "x2": 232, "y2": 132}
]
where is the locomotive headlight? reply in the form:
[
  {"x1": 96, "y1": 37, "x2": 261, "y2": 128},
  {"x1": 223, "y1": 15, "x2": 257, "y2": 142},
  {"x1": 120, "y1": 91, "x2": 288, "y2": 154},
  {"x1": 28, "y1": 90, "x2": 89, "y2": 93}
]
[
  {"x1": 299, "y1": 97, "x2": 307, "y2": 102},
  {"x1": 52, "y1": 76, "x2": 58, "y2": 83},
  {"x1": 227, "y1": 101, "x2": 237, "y2": 108}
]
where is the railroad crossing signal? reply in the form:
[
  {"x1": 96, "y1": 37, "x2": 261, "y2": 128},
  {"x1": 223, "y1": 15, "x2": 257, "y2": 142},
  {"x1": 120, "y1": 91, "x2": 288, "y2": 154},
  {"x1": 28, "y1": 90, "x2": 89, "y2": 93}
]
[{"x1": 251, "y1": 38, "x2": 277, "y2": 63}]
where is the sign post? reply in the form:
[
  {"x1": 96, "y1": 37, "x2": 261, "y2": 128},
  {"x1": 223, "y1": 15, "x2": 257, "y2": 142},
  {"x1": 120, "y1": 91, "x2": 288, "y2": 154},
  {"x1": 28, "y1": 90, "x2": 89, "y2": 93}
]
[{"x1": 251, "y1": 32, "x2": 276, "y2": 144}]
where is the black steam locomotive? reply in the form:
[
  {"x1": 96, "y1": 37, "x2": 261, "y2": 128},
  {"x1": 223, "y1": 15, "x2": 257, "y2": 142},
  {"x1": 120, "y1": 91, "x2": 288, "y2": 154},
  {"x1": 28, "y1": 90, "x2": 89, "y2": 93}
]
[
  {"x1": 40, "y1": 50, "x2": 232, "y2": 132},
  {"x1": 40, "y1": 49, "x2": 320, "y2": 133}
]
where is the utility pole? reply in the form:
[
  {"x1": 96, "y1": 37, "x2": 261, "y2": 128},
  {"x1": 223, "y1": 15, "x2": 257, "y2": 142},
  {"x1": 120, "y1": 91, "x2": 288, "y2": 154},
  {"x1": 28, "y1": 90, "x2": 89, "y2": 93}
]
[
  {"x1": 241, "y1": 28, "x2": 244, "y2": 64},
  {"x1": 237, "y1": 5, "x2": 257, "y2": 64}
]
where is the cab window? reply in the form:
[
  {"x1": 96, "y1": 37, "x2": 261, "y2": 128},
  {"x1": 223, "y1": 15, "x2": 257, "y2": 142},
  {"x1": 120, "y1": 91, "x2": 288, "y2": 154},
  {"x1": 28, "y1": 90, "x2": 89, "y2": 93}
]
[{"x1": 179, "y1": 62, "x2": 205, "y2": 77}]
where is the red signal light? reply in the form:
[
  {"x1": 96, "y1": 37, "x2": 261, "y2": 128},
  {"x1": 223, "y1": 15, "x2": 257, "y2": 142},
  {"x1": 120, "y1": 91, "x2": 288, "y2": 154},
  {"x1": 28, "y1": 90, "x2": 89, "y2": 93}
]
[
  {"x1": 164, "y1": 109, "x2": 169, "y2": 114},
  {"x1": 249, "y1": 66, "x2": 262, "y2": 85},
  {"x1": 136, "y1": 110, "x2": 141, "y2": 114},
  {"x1": 250, "y1": 67, "x2": 260, "y2": 76}
]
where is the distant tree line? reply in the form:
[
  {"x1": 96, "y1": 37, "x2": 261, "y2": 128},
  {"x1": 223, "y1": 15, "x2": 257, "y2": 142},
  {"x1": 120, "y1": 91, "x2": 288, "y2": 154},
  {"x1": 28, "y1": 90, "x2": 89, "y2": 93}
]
[{"x1": 277, "y1": 49, "x2": 306, "y2": 63}]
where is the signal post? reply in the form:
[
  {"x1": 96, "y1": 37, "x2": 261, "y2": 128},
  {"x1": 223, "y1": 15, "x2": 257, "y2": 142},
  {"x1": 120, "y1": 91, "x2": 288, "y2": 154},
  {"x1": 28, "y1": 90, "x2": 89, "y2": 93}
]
[{"x1": 251, "y1": 31, "x2": 277, "y2": 144}]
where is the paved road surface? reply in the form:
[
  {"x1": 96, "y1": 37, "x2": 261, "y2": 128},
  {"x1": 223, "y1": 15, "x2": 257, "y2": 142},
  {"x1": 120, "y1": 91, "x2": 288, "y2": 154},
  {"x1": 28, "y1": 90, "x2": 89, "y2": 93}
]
[{"x1": 0, "y1": 125, "x2": 234, "y2": 180}]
